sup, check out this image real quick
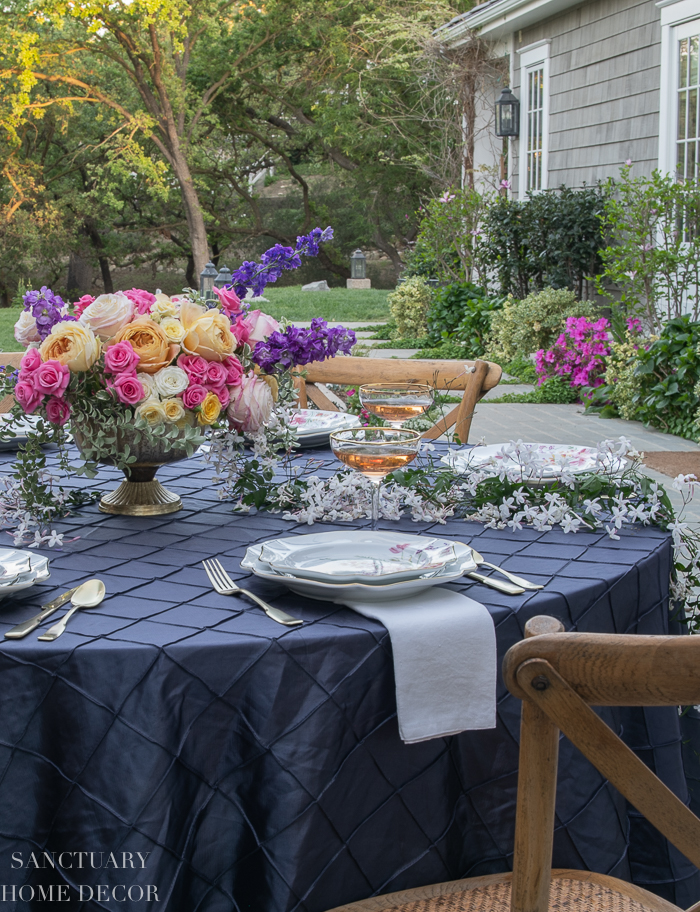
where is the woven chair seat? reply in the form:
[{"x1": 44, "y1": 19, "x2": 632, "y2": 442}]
[{"x1": 328, "y1": 872, "x2": 683, "y2": 912}]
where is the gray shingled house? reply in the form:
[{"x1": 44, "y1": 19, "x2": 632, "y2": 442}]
[{"x1": 438, "y1": 0, "x2": 700, "y2": 196}]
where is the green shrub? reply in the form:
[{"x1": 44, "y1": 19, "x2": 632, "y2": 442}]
[
  {"x1": 489, "y1": 377, "x2": 578, "y2": 404},
  {"x1": 486, "y1": 288, "x2": 597, "y2": 362},
  {"x1": 426, "y1": 283, "x2": 504, "y2": 357},
  {"x1": 388, "y1": 277, "x2": 433, "y2": 339}
]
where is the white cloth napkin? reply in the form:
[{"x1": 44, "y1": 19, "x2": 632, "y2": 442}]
[{"x1": 339, "y1": 587, "x2": 497, "y2": 744}]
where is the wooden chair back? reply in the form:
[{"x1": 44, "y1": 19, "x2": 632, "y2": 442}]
[
  {"x1": 503, "y1": 616, "x2": 700, "y2": 912},
  {"x1": 295, "y1": 356, "x2": 502, "y2": 443},
  {"x1": 0, "y1": 352, "x2": 23, "y2": 414}
]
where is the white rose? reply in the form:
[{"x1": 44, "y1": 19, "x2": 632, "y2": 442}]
[
  {"x1": 162, "y1": 397, "x2": 186, "y2": 423},
  {"x1": 79, "y1": 293, "x2": 134, "y2": 342},
  {"x1": 135, "y1": 399, "x2": 167, "y2": 426},
  {"x1": 137, "y1": 373, "x2": 159, "y2": 400},
  {"x1": 160, "y1": 318, "x2": 186, "y2": 344},
  {"x1": 14, "y1": 311, "x2": 41, "y2": 347},
  {"x1": 151, "y1": 299, "x2": 179, "y2": 321},
  {"x1": 227, "y1": 372, "x2": 273, "y2": 432},
  {"x1": 153, "y1": 365, "x2": 189, "y2": 397}
]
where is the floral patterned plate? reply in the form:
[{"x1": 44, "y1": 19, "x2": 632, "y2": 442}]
[
  {"x1": 442, "y1": 443, "x2": 625, "y2": 479},
  {"x1": 290, "y1": 409, "x2": 360, "y2": 447},
  {"x1": 257, "y1": 531, "x2": 467, "y2": 584}
]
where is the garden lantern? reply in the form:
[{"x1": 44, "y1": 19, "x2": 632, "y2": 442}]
[
  {"x1": 350, "y1": 249, "x2": 367, "y2": 280},
  {"x1": 215, "y1": 265, "x2": 233, "y2": 289},
  {"x1": 495, "y1": 87, "x2": 520, "y2": 137},
  {"x1": 199, "y1": 262, "x2": 217, "y2": 300}
]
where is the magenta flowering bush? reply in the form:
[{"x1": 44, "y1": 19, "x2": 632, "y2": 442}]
[{"x1": 535, "y1": 316, "x2": 612, "y2": 395}]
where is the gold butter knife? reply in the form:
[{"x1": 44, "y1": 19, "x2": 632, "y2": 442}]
[{"x1": 4, "y1": 587, "x2": 81, "y2": 639}]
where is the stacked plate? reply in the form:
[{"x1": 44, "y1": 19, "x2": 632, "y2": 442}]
[
  {"x1": 0, "y1": 549, "x2": 50, "y2": 600},
  {"x1": 290, "y1": 409, "x2": 361, "y2": 448},
  {"x1": 442, "y1": 443, "x2": 625, "y2": 480},
  {"x1": 241, "y1": 530, "x2": 477, "y2": 602}
]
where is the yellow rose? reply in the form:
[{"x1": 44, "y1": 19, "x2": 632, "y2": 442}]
[
  {"x1": 198, "y1": 391, "x2": 222, "y2": 426},
  {"x1": 162, "y1": 397, "x2": 185, "y2": 423},
  {"x1": 151, "y1": 298, "x2": 178, "y2": 322},
  {"x1": 135, "y1": 400, "x2": 167, "y2": 426},
  {"x1": 113, "y1": 317, "x2": 178, "y2": 375},
  {"x1": 180, "y1": 299, "x2": 236, "y2": 362},
  {"x1": 160, "y1": 318, "x2": 186, "y2": 344},
  {"x1": 40, "y1": 322, "x2": 101, "y2": 372}
]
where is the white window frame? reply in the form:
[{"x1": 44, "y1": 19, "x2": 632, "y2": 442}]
[
  {"x1": 518, "y1": 40, "x2": 550, "y2": 195},
  {"x1": 658, "y1": 0, "x2": 700, "y2": 174}
]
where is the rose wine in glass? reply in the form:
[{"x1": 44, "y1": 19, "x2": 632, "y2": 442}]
[
  {"x1": 359, "y1": 383, "x2": 434, "y2": 428},
  {"x1": 330, "y1": 427, "x2": 422, "y2": 529}
]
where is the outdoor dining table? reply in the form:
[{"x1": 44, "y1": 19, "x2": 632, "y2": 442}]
[{"x1": 0, "y1": 442, "x2": 698, "y2": 911}]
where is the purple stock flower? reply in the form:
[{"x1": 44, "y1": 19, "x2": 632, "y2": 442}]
[
  {"x1": 229, "y1": 227, "x2": 334, "y2": 300},
  {"x1": 23, "y1": 286, "x2": 76, "y2": 341},
  {"x1": 251, "y1": 317, "x2": 356, "y2": 374}
]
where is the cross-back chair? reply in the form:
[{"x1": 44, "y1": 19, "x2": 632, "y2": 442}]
[
  {"x1": 326, "y1": 615, "x2": 700, "y2": 912},
  {"x1": 0, "y1": 352, "x2": 23, "y2": 414},
  {"x1": 294, "y1": 356, "x2": 502, "y2": 444}
]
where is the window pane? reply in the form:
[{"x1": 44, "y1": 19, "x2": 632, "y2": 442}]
[
  {"x1": 679, "y1": 90, "x2": 687, "y2": 140},
  {"x1": 680, "y1": 38, "x2": 689, "y2": 88},
  {"x1": 691, "y1": 36, "x2": 699, "y2": 86},
  {"x1": 690, "y1": 88, "x2": 698, "y2": 140},
  {"x1": 689, "y1": 141, "x2": 697, "y2": 180},
  {"x1": 678, "y1": 141, "x2": 686, "y2": 178}
]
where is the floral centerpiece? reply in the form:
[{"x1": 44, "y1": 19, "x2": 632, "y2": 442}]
[{"x1": 1, "y1": 228, "x2": 356, "y2": 515}]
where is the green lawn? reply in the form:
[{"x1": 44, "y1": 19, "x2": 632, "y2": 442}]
[
  {"x1": 259, "y1": 286, "x2": 391, "y2": 322},
  {"x1": 0, "y1": 286, "x2": 392, "y2": 354}
]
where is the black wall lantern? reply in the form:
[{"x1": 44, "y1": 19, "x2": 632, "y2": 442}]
[
  {"x1": 495, "y1": 87, "x2": 520, "y2": 138},
  {"x1": 199, "y1": 262, "x2": 217, "y2": 300}
]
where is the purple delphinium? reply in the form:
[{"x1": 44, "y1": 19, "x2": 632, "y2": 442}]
[
  {"x1": 229, "y1": 227, "x2": 334, "y2": 300},
  {"x1": 23, "y1": 287, "x2": 76, "y2": 341},
  {"x1": 252, "y1": 318, "x2": 356, "y2": 374}
]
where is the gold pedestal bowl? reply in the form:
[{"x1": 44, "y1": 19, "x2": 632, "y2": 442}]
[{"x1": 72, "y1": 423, "x2": 192, "y2": 516}]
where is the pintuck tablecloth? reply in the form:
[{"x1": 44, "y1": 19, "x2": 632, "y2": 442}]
[{"x1": 0, "y1": 444, "x2": 698, "y2": 912}]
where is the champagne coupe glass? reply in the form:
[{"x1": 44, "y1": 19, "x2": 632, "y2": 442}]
[
  {"x1": 359, "y1": 383, "x2": 434, "y2": 428},
  {"x1": 330, "y1": 427, "x2": 422, "y2": 530}
]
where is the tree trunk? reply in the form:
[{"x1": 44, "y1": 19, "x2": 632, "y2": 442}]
[
  {"x1": 85, "y1": 220, "x2": 113, "y2": 293},
  {"x1": 169, "y1": 146, "x2": 209, "y2": 277},
  {"x1": 186, "y1": 254, "x2": 196, "y2": 289},
  {"x1": 66, "y1": 252, "x2": 93, "y2": 297}
]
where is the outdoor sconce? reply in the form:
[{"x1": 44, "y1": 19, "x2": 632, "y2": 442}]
[
  {"x1": 214, "y1": 265, "x2": 233, "y2": 289},
  {"x1": 495, "y1": 87, "x2": 520, "y2": 138},
  {"x1": 199, "y1": 262, "x2": 217, "y2": 300},
  {"x1": 350, "y1": 249, "x2": 367, "y2": 280}
]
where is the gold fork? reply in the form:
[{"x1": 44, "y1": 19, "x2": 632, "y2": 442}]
[{"x1": 202, "y1": 559, "x2": 303, "y2": 627}]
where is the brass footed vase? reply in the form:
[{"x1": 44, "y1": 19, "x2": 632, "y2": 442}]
[{"x1": 72, "y1": 422, "x2": 191, "y2": 516}]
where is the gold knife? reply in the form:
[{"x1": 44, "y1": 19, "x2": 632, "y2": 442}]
[{"x1": 4, "y1": 587, "x2": 81, "y2": 639}]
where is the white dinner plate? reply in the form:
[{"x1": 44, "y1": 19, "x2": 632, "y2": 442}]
[
  {"x1": 290, "y1": 409, "x2": 360, "y2": 448},
  {"x1": 442, "y1": 443, "x2": 625, "y2": 479},
  {"x1": 258, "y1": 531, "x2": 465, "y2": 584},
  {"x1": 242, "y1": 537, "x2": 476, "y2": 603},
  {"x1": 0, "y1": 554, "x2": 50, "y2": 600}
]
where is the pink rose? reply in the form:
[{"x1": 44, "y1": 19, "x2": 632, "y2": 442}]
[
  {"x1": 212, "y1": 285, "x2": 242, "y2": 317},
  {"x1": 20, "y1": 348, "x2": 42, "y2": 375},
  {"x1": 212, "y1": 384, "x2": 230, "y2": 409},
  {"x1": 34, "y1": 361, "x2": 70, "y2": 397},
  {"x1": 104, "y1": 340, "x2": 140, "y2": 374},
  {"x1": 206, "y1": 361, "x2": 228, "y2": 387},
  {"x1": 111, "y1": 373, "x2": 145, "y2": 406},
  {"x1": 223, "y1": 356, "x2": 244, "y2": 386},
  {"x1": 226, "y1": 372, "x2": 273, "y2": 432},
  {"x1": 124, "y1": 289, "x2": 157, "y2": 315},
  {"x1": 14, "y1": 381, "x2": 43, "y2": 414},
  {"x1": 73, "y1": 295, "x2": 95, "y2": 318},
  {"x1": 229, "y1": 313, "x2": 251, "y2": 346},
  {"x1": 45, "y1": 396, "x2": 71, "y2": 425},
  {"x1": 177, "y1": 354, "x2": 209, "y2": 384},
  {"x1": 245, "y1": 309, "x2": 280, "y2": 343},
  {"x1": 181, "y1": 384, "x2": 208, "y2": 409}
]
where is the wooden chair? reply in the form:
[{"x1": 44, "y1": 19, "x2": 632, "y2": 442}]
[
  {"x1": 0, "y1": 352, "x2": 23, "y2": 414},
  {"x1": 326, "y1": 615, "x2": 700, "y2": 912},
  {"x1": 295, "y1": 356, "x2": 502, "y2": 443}
]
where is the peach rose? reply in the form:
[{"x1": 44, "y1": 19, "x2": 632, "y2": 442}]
[
  {"x1": 39, "y1": 322, "x2": 101, "y2": 372},
  {"x1": 112, "y1": 317, "x2": 178, "y2": 375},
  {"x1": 180, "y1": 300, "x2": 236, "y2": 362}
]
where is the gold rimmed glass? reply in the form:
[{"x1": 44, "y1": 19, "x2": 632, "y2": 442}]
[
  {"x1": 330, "y1": 427, "x2": 422, "y2": 530},
  {"x1": 359, "y1": 382, "x2": 434, "y2": 428}
]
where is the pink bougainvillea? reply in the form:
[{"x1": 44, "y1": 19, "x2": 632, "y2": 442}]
[{"x1": 535, "y1": 316, "x2": 612, "y2": 394}]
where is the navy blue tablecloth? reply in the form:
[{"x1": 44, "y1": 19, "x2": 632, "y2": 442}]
[{"x1": 0, "y1": 444, "x2": 698, "y2": 911}]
